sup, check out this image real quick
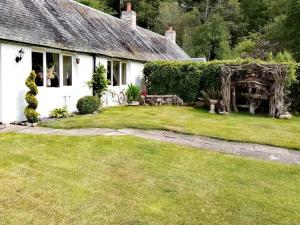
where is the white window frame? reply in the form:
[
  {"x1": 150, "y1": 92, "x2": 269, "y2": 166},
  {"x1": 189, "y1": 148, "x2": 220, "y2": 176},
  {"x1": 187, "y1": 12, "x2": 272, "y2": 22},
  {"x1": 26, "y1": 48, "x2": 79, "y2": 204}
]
[
  {"x1": 107, "y1": 60, "x2": 128, "y2": 87},
  {"x1": 62, "y1": 54, "x2": 73, "y2": 87},
  {"x1": 121, "y1": 62, "x2": 127, "y2": 86},
  {"x1": 31, "y1": 48, "x2": 74, "y2": 88}
]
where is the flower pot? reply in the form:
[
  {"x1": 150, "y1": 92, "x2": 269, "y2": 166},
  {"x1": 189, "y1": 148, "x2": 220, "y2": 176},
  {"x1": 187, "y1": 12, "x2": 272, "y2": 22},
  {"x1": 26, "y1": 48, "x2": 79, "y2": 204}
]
[
  {"x1": 128, "y1": 101, "x2": 140, "y2": 106},
  {"x1": 209, "y1": 100, "x2": 218, "y2": 114}
]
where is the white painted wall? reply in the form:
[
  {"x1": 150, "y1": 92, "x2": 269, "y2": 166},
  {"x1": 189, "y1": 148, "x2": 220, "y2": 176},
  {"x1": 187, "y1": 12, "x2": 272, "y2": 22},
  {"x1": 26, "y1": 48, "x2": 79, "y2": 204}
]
[
  {"x1": 128, "y1": 61, "x2": 145, "y2": 87},
  {"x1": 0, "y1": 43, "x2": 93, "y2": 123},
  {"x1": 0, "y1": 43, "x2": 31, "y2": 123},
  {"x1": 0, "y1": 43, "x2": 2, "y2": 122},
  {"x1": 102, "y1": 60, "x2": 144, "y2": 106},
  {"x1": 37, "y1": 53, "x2": 93, "y2": 117},
  {"x1": 0, "y1": 42, "x2": 145, "y2": 123}
]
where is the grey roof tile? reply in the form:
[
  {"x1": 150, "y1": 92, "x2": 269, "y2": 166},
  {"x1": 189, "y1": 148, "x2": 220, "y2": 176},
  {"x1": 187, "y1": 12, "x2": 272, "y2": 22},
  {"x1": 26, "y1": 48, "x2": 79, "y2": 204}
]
[{"x1": 0, "y1": 0, "x2": 190, "y2": 61}]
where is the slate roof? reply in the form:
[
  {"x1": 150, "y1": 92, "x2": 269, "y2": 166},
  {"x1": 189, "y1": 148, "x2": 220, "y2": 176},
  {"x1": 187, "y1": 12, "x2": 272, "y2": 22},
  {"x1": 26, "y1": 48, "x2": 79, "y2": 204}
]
[{"x1": 0, "y1": 0, "x2": 190, "y2": 61}]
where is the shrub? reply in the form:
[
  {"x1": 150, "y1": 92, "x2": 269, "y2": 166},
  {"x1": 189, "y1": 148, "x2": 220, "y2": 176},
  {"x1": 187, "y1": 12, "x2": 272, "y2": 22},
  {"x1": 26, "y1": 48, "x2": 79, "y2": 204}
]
[
  {"x1": 289, "y1": 65, "x2": 300, "y2": 112},
  {"x1": 143, "y1": 60, "x2": 298, "y2": 102},
  {"x1": 126, "y1": 84, "x2": 141, "y2": 103},
  {"x1": 143, "y1": 61, "x2": 221, "y2": 102},
  {"x1": 76, "y1": 96, "x2": 100, "y2": 114},
  {"x1": 24, "y1": 71, "x2": 39, "y2": 123},
  {"x1": 49, "y1": 107, "x2": 70, "y2": 119},
  {"x1": 88, "y1": 64, "x2": 109, "y2": 99}
]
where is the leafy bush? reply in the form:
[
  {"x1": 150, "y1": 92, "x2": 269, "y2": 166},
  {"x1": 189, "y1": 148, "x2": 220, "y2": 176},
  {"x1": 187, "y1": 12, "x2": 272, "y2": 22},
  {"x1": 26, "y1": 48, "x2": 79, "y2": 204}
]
[
  {"x1": 126, "y1": 84, "x2": 141, "y2": 103},
  {"x1": 24, "y1": 71, "x2": 39, "y2": 123},
  {"x1": 76, "y1": 96, "x2": 100, "y2": 114},
  {"x1": 88, "y1": 64, "x2": 108, "y2": 98},
  {"x1": 144, "y1": 60, "x2": 298, "y2": 102},
  {"x1": 144, "y1": 61, "x2": 221, "y2": 102},
  {"x1": 289, "y1": 65, "x2": 300, "y2": 112},
  {"x1": 49, "y1": 107, "x2": 70, "y2": 119}
]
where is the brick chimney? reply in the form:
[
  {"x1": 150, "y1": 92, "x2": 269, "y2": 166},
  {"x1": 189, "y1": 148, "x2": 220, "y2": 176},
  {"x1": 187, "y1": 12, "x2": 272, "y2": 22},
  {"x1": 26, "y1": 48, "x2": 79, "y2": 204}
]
[
  {"x1": 165, "y1": 25, "x2": 176, "y2": 44},
  {"x1": 121, "y1": 2, "x2": 137, "y2": 29}
]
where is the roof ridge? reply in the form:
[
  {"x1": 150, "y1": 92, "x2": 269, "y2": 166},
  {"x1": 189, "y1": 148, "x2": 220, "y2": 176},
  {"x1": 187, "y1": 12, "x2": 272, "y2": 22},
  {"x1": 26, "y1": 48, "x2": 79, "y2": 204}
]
[
  {"x1": 71, "y1": 0, "x2": 172, "y2": 42},
  {"x1": 0, "y1": 0, "x2": 190, "y2": 61},
  {"x1": 71, "y1": 0, "x2": 159, "y2": 35}
]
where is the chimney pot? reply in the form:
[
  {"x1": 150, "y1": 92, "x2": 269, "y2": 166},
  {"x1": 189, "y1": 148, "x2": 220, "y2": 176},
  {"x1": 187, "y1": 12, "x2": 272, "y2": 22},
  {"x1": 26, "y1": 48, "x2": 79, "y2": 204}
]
[
  {"x1": 121, "y1": 2, "x2": 137, "y2": 29},
  {"x1": 165, "y1": 25, "x2": 176, "y2": 44},
  {"x1": 126, "y1": 2, "x2": 132, "y2": 11}
]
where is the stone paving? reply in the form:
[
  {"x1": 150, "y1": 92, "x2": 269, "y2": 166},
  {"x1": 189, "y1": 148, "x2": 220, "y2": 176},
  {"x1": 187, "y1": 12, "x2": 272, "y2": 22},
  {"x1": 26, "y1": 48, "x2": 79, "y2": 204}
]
[{"x1": 1, "y1": 125, "x2": 300, "y2": 165}]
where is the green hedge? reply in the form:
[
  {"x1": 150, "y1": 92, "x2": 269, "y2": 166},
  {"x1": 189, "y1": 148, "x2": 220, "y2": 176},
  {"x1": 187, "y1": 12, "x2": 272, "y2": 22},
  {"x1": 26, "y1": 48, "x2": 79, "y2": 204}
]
[
  {"x1": 289, "y1": 66, "x2": 300, "y2": 111},
  {"x1": 143, "y1": 60, "x2": 299, "y2": 102}
]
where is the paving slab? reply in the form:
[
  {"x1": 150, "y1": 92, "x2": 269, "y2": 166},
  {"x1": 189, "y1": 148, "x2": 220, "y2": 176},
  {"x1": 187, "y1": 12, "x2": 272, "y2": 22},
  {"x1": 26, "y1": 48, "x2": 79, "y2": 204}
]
[
  {"x1": 0, "y1": 125, "x2": 299, "y2": 165},
  {"x1": 118, "y1": 129, "x2": 300, "y2": 165}
]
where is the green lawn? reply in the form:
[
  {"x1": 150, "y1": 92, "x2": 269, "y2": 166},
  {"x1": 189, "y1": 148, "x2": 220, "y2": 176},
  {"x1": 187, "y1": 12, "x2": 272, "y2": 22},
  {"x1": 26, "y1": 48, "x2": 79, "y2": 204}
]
[
  {"x1": 0, "y1": 133, "x2": 299, "y2": 225},
  {"x1": 40, "y1": 106, "x2": 300, "y2": 150}
]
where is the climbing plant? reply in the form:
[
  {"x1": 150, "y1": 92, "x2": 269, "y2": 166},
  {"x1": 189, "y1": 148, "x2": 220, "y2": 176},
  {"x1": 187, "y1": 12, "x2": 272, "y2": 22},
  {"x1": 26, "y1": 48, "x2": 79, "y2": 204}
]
[{"x1": 24, "y1": 71, "x2": 39, "y2": 123}]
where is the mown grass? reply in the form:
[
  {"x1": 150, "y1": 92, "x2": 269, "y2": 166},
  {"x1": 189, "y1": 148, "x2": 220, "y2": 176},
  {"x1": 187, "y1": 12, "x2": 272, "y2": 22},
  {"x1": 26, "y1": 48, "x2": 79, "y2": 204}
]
[
  {"x1": 0, "y1": 133, "x2": 299, "y2": 225},
  {"x1": 40, "y1": 106, "x2": 300, "y2": 150}
]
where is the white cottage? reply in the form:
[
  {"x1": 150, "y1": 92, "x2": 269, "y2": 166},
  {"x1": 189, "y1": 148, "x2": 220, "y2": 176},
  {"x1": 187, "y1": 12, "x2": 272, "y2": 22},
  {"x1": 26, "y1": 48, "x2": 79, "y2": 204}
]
[{"x1": 0, "y1": 0, "x2": 189, "y2": 124}]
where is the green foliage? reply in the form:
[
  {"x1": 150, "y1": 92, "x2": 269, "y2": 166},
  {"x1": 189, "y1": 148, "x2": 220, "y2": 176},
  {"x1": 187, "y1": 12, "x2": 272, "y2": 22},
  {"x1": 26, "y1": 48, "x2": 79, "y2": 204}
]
[
  {"x1": 274, "y1": 51, "x2": 296, "y2": 63},
  {"x1": 76, "y1": 96, "x2": 101, "y2": 114},
  {"x1": 183, "y1": 14, "x2": 232, "y2": 60},
  {"x1": 154, "y1": 2, "x2": 197, "y2": 47},
  {"x1": 24, "y1": 71, "x2": 39, "y2": 123},
  {"x1": 126, "y1": 84, "x2": 141, "y2": 103},
  {"x1": 233, "y1": 38, "x2": 256, "y2": 58},
  {"x1": 75, "y1": 0, "x2": 300, "y2": 62},
  {"x1": 88, "y1": 64, "x2": 109, "y2": 99},
  {"x1": 75, "y1": 0, "x2": 115, "y2": 14},
  {"x1": 289, "y1": 65, "x2": 300, "y2": 111},
  {"x1": 144, "y1": 60, "x2": 298, "y2": 102},
  {"x1": 144, "y1": 61, "x2": 222, "y2": 102},
  {"x1": 25, "y1": 94, "x2": 38, "y2": 109},
  {"x1": 49, "y1": 107, "x2": 71, "y2": 119}
]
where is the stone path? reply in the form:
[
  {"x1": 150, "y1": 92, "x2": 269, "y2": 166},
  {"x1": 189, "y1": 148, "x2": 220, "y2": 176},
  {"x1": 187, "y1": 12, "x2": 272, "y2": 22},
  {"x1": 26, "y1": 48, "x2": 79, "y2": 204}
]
[{"x1": 1, "y1": 125, "x2": 300, "y2": 165}]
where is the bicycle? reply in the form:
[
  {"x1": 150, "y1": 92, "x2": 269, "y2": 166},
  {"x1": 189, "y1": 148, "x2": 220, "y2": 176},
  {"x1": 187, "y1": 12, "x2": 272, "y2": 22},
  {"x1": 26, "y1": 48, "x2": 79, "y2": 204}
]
[{"x1": 106, "y1": 88, "x2": 127, "y2": 105}]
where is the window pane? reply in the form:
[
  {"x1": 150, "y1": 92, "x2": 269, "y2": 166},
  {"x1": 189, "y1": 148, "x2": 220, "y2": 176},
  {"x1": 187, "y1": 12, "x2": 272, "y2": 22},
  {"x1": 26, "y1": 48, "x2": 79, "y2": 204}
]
[
  {"x1": 46, "y1": 53, "x2": 59, "y2": 87},
  {"x1": 63, "y1": 56, "x2": 72, "y2": 86},
  {"x1": 113, "y1": 61, "x2": 120, "y2": 86},
  {"x1": 122, "y1": 63, "x2": 127, "y2": 85},
  {"x1": 32, "y1": 52, "x2": 44, "y2": 86},
  {"x1": 107, "y1": 61, "x2": 112, "y2": 85}
]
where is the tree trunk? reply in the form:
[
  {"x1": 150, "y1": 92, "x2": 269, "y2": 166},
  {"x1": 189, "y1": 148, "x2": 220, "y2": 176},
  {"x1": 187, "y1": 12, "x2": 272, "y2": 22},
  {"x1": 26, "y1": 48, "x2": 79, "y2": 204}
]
[{"x1": 205, "y1": 0, "x2": 209, "y2": 20}]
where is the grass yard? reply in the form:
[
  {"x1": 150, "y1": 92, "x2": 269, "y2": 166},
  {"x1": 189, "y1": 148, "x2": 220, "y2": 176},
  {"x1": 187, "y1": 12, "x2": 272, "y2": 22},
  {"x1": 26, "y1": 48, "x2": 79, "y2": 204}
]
[
  {"x1": 41, "y1": 106, "x2": 300, "y2": 150},
  {"x1": 0, "y1": 133, "x2": 299, "y2": 225}
]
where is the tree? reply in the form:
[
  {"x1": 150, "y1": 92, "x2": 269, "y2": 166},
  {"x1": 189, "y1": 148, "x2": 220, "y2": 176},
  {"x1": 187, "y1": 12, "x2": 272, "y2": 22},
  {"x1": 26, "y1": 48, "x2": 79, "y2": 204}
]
[
  {"x1": 264, "y1": 0, "x2": 300, "y2": 61},
  {"x1": 154, "y1": 2, "x2": 197, "y2": 47},
  {"x1": 183, "y1": 14, "x2": 232, "y2": 59},
  {"x1": 76, "y1": 0, "x2": 116, "y2": 14},
  {"x1": 75, "y1": 0, "x2": 300, "y2": 62}
]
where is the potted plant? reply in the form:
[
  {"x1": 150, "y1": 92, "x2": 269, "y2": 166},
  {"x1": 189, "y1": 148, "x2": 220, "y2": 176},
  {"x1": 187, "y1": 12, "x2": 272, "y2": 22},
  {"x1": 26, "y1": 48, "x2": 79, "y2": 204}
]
[{"x1": 126, "y1": 84, "x2": 141, "y2": 106}]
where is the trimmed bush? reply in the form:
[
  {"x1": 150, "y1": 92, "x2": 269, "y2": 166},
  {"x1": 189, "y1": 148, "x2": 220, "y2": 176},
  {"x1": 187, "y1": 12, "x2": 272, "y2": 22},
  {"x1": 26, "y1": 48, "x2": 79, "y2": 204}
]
[
  {"x1": 24, "y1": 71, "x2": 39, "y2": 123},
  {"x1": 144, "y1": 61, "x2": 222, "y2": 102},
  {"x1": 144, "y1": 60, "x2": 298, "y2": 102},
  {"x1": 76, "y1": 96, "x2": 100, "y2": 114}
]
